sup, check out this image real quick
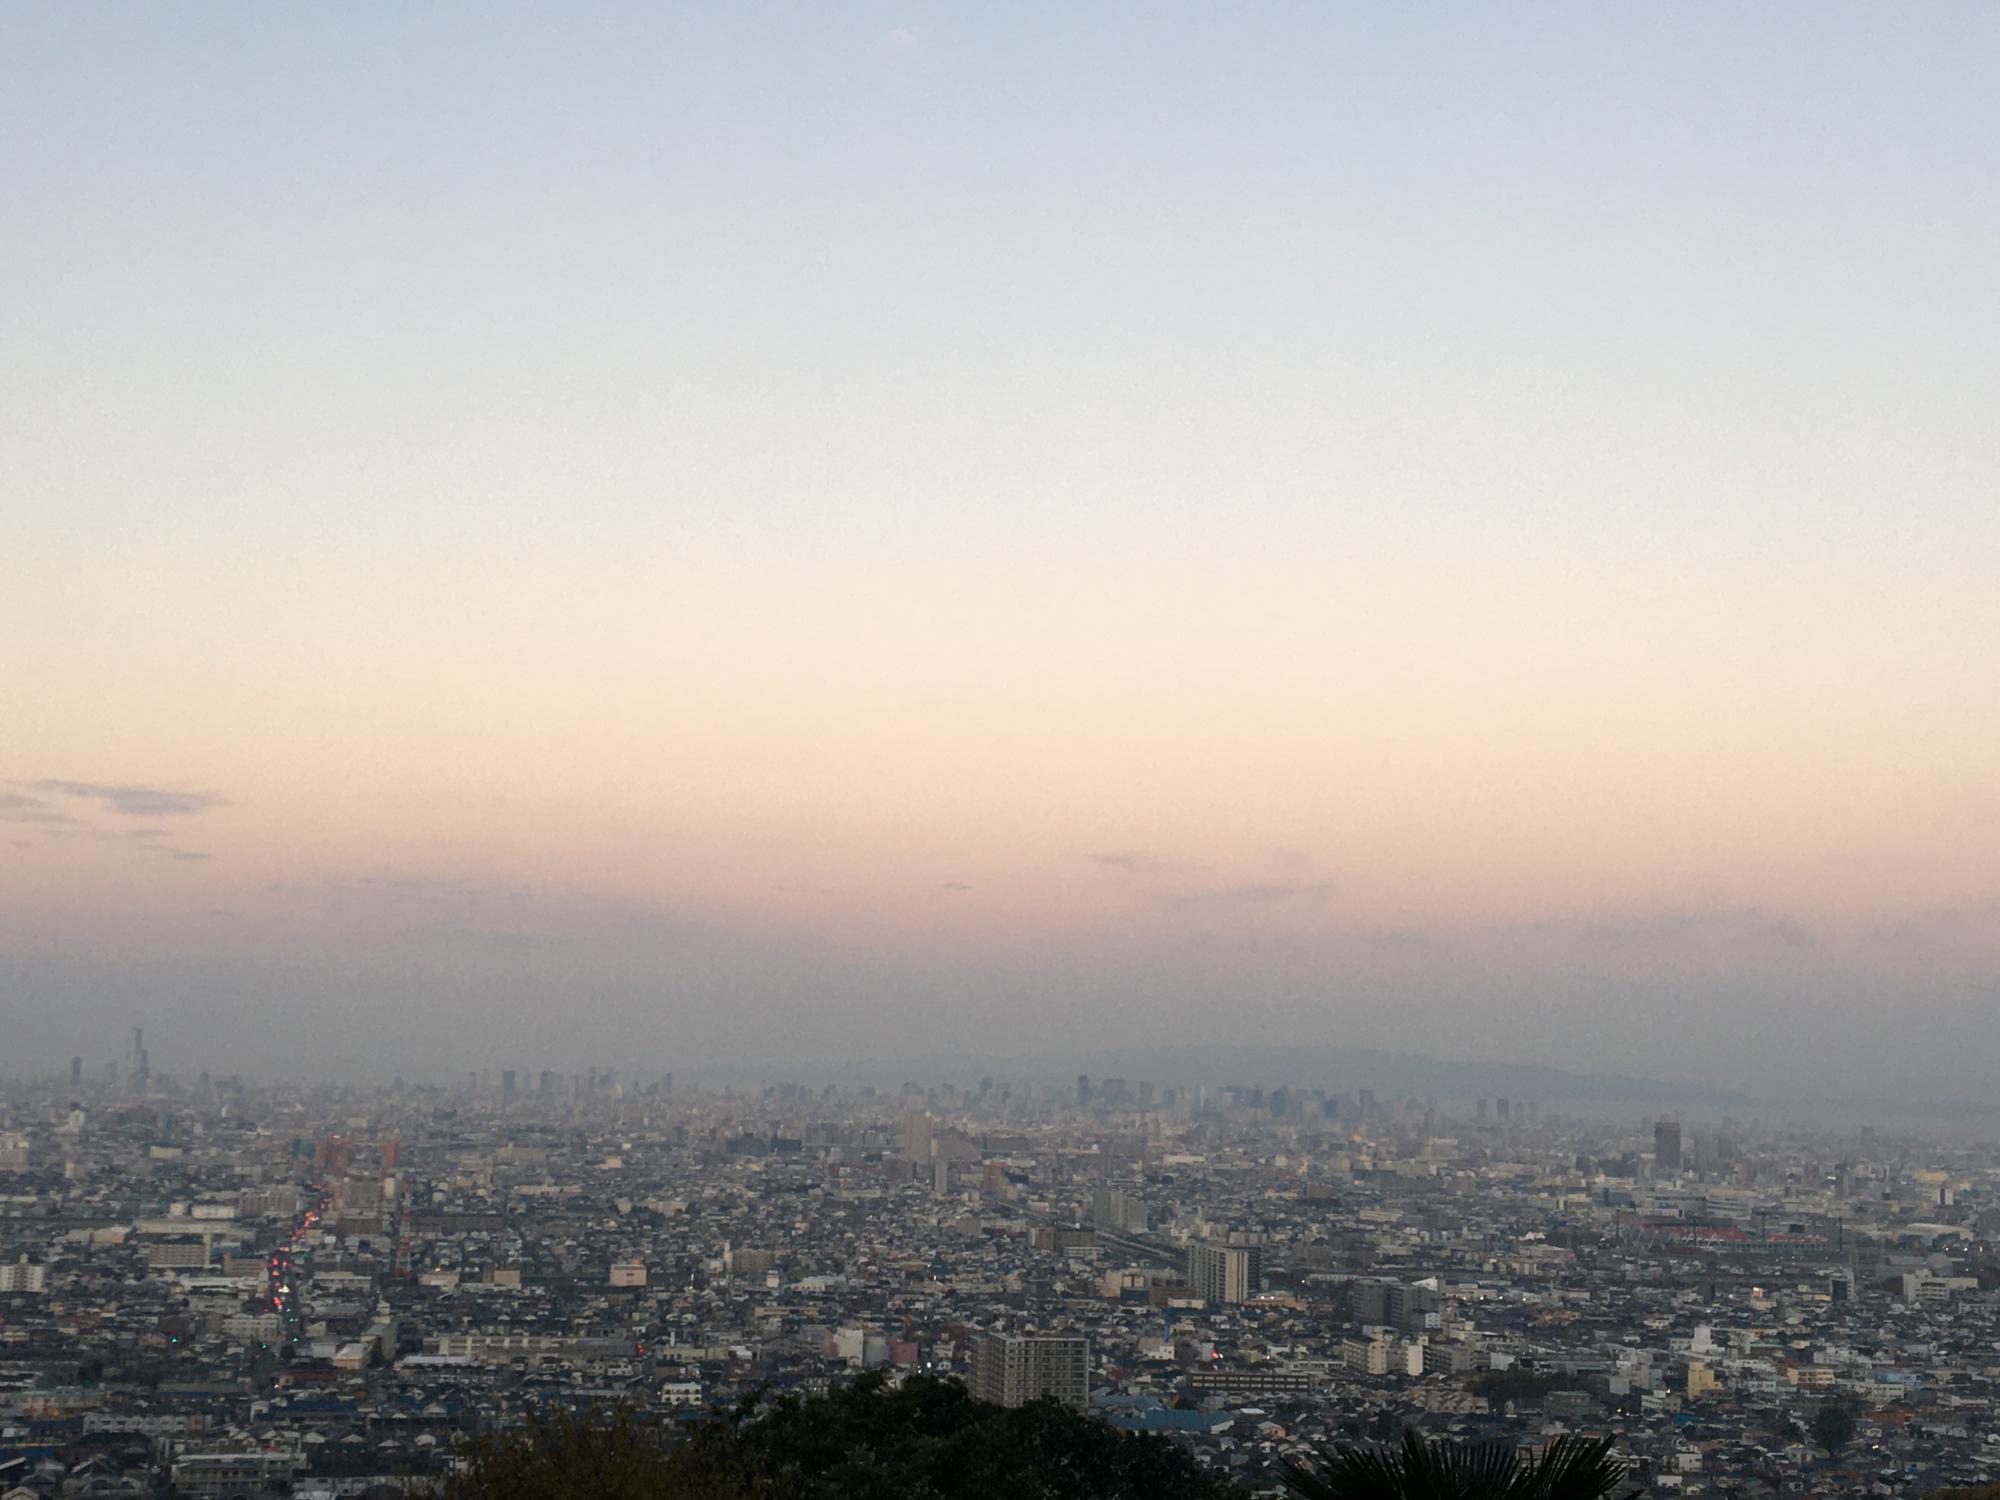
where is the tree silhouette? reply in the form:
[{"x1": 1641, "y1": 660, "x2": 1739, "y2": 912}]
[
  {"x1": 1811, "y1": 1401, "x2": 1857, "y2": 1456},
  {"x1": 442, "y1": 1375, "x2": 1238, "y2": 1499}
]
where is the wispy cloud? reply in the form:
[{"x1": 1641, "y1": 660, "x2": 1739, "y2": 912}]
[
  {"x1": 880, "y1": 25, "x2": 918, "y2": 55},
  {"x1": 22, "y1": 779, "x2": 228, "y2": 817},
  {"x1": 1527, "y1": 906, "x2": 1817, "y2": 952},
  {"x1": 91, "y1": 828, "x2": 213, "y2": 862},
  {"x1": 389, "y1": 925, "x2": 571, "y2": 953},
  {"x1": 360, "y1": 876, "x2": 532, "y2": 901},
  {"x1": 1871, "y1": 900, "x2": 2000, "y2": 946},
  {"x1": 941, "y1": 881, "x2": 973, "y2": 892},
  {"x1": 1089, "y1": 847, "x2": 1339, "y2": 916},
  {"x1": 0, "y1": 792, "x2": 75, "y2": 825},
  {"x1": 4, "y1": 786, "x2": 218, "y2": 862},
  {"x1": 1351, "y1": 925, "x2": 1452, "y2": 955},
  {"x1": 1165, "y1": 878, "x2": 1339, "y2": 912},
  {"x1": 261, "y1": 875, "x2": 533, "y2": 902},
  {"x1": 1087, "y1": 849, "x2": 1165, "y2": 871}
]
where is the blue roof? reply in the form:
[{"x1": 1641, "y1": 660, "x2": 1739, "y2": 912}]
[{"x1": 1106, "y1": 1408, "x2": 1224, "y2": 1434}]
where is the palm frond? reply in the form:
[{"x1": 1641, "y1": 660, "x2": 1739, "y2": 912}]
[
  {"x1": 1510, "y1": 1434, "x2": 1627, "y2": 1500},
  {"x1": 1279, "y1": 1428, "x2": 1629, "y2": 1500}
]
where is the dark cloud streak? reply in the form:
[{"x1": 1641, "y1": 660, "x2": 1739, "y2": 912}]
[
  {"x1": 0, "y1": 792, "x2": 76, "y2": 825},
  {"x1": 1087, "y1": 850, "x2": 1163, "y2": 871},
  {"x1": 360, "y1": 876, "x2": 532, "y2": 900},
  {"x1": 1167, "y1": 878, "x2": 1340, "y2": 910},
  {"x1": 21, "y1": 779, "x2": 228, "y2": 817},
  {"x1": 1563, "y1": 907, "x2": 1816, "y2": 951}
]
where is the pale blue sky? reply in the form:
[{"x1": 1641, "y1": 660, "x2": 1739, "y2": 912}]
[{"x1": 8, "y1": 3, "x2": 1994, "y2": 537}]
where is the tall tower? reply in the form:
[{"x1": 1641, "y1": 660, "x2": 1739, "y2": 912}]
[
  {"x1": 1654, "y1": 1120, "x2": 1683, "y2": 1173},
  {"x1": 1187, "y1": 1240, "x2": 1262, "y2": 1305}
]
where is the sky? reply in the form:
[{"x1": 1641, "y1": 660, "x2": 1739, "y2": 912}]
[{"x1": 2, "y1": 3, "x2": 1996, "y2": 1097}]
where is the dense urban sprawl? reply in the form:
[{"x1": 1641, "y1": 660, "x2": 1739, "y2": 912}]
[{"x1": 5, "y1": 1056, "x2": 2000, "y2": 1497}]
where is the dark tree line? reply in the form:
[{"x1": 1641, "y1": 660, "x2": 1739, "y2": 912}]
[
  {"x1": 439, "y1": 1373, "x2": 1631, "y2": 1500},
  {"x1": 442, "y1": 1373, "x2": 1237, "y2": 1500}
]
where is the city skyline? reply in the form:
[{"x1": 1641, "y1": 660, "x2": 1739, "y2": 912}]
[{"x1": 4, "y1": 5, "x2": 1997, "y2": 1096}]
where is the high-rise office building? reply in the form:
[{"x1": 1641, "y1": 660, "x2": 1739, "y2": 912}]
[
  {"x1": 902, "y1": 1113, "x2": 934, "y2": 1162},
  {"x1": 1655, "y1": 1120, "x2": 1683, "y2": 1172},
  {"x1": 1076, "y1": 1075, "x2": 1092, "y2": 1107},
  {"x1": 69, "y1": 1057, "x2": 82, "y2": 1088},
  {"x1": 1188, "y1": 1240, "x2": 1262, "y2": 1305},
  {"x1": 969, "y1": 1333, "x2": 1089, "y2": 1410},
  {"x1": 501, "y1": 1070, "x2": 516, "y2": 1100}
]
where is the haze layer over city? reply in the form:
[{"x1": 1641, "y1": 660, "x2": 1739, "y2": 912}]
[{"x1": 4, "y1": 5, "x2": 1996, "y2": 1103}]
